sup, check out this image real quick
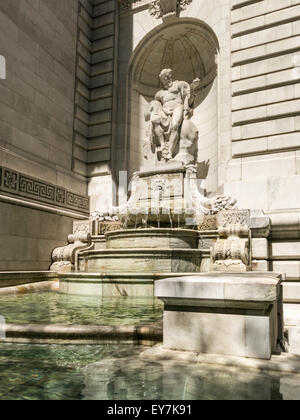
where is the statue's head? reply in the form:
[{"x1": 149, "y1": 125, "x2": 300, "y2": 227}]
[{"x1": 159, "y1": 68, "x2": 173, "y2": 89}]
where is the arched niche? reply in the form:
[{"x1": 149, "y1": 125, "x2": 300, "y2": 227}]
[{"x1": 126, "y1": 18, "x2": 220, "y2": 194}]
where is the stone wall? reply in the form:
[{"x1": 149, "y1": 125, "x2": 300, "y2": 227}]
[
  {"x1": 0, "y1": 0, "x2": 89, "y2": 270},
  {"x1": 221, "y1": 0, "x2": 300, "y2": 312},
  {"x1": 0, "y1": 201, "x2": 73, "y2": 271},
  {"x1": 224, "y1": 0, "x2": 300, "y2": 211},
  {"x1": 72, "y1": 0, "x2": 118, "y2": 211},
  {"x1": 0, "y1": 0, "x2": 87, "y2": 195}
]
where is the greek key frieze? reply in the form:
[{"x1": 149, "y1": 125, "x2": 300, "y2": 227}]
[
  {"x1": 19, "y1": 175, "x2": 56, "y2": 201},
  {"x1": 66, "y1": 191, "x2": 89, "y2": 210},
  {"x1": 0, "y1": 166, "x2": 89, "y2": 214}
]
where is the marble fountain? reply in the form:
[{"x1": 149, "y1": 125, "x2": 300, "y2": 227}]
[{"x1": 48, "y1": 68, "x2": 284, "y2": 361}]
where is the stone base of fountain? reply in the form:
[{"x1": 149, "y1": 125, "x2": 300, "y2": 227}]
[
  {"x1": 79, "y1": 247, "x2": 202, "y2": 274},
  {"x1": 52, "y1": 164, "x2": 242, "y2": 297},
  {"x1": 67, "y1": 228, "x2": 204, "y2": 296},
  {"x1": 105, "y1": 228, "x2": 199, "y2": 249}
]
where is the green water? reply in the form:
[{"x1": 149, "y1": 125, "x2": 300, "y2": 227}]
[
  {"x1": 0, "y1": 292, "x2": 163, "y2": 325},
  {"x1": 0, "y1": 343, "x2": 300, "y2": 400}
]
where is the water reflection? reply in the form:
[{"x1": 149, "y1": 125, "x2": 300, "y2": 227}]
[
  {"x1": 0, "y1": 293, "x2": 163, "y2": 326},
  {"x1": 82, "y1": 350, "x2": 298, "y2": 401},
  {"x1": 0, "y1": 343, "x2": 299, "y2": 400}
]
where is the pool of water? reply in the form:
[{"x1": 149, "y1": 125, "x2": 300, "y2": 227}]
[
  {"x1": 0, "y1": 292, "x2": 163, "y2": 326},
  {"x1": 0, "y1": 343, "x2": 300, "y2": 400}
]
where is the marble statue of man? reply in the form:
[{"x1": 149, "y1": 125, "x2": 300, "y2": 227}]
[{"x1": 145, "y1": 68, "x2": 200, "y2": 164}]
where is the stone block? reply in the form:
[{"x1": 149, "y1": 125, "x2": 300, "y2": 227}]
[
  {"x1": 87, "y1": 148, "x2": 111, "y2": 164},
  {"x1": 223, "y1": 179, "x2": 268, "y2": 210},
  {"x1": 226, "y1": 159, "x2": 242, "y2": 182},
  {"x1": 163, "y1": 310, "x2": 248, "y2": 357},
  {"x1": 268, "y1": 176, "x2": 300, "y2": 211},
  {"x1": 232, "y1": 138, "x2": 268, "y2": 157},
  {"x1": 162, "y1": 307, "x2": 274, "y2": 360},
  {"x1": 252, "y1": 238, "x2": 269, "y2": 260},
  {"x1": 245, "y1": 315, "x2": 271, "y2": 359},
  {"x1": 241, "y1": 153, "x2": 296, "y2": 181},
  {"x1": 250, "y1": 209, "x2": 271, "y2": 238},
  {"x1": 156, "y1": 273, "x2": 282, "y2": 359},
  {"x1": 273, "y1": 261, "x2": 300, "y2": 281},
  {"x1": 283, "y1": 282, "x2": 300, "y2": 303},
  {"x1": 270, "y1": 212, "x2": 300, "y2": 239},
  {"x1": 271, "y1": 241, "x2": 300, "y2": 259},
  {"x1": 287, "y1": 326, "x2": 300, "y2": 356},
  {"x1": 283, "y1": 303, "x2": 300, "y2": 326},
  {"x1": 252, "y1": 260, "x2": 269, "y2": 272},
  {"x1": 0, "y1": 202, "x2": 12, "y2": 235}
]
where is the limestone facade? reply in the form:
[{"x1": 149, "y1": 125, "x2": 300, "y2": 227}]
[
  {"x1": 0, "y1": 0, "x2": 89, "y2": 269},
  {"x1": 1, "y1": 0, "x2": 300, "y2": 290}
]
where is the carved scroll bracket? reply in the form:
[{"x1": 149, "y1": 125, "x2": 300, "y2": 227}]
[
  {"x1": 50, "y1": 221, "x2": 92, "y2": 273},
  {"x1": 211, "y1": 210, "x2": 251, "y2": 273}
]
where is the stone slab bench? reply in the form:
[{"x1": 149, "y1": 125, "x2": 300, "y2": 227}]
[{"x1": 155, "y1": 272, "x2": 283, "y2": 360}]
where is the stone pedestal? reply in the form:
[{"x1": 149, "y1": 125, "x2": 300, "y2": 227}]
[
  {"x1": 116, "y1": 162, "x2": 212, "y2": 229},
  {"x1": 155, "y1": 273, "x2": 283, "y2": 360}
]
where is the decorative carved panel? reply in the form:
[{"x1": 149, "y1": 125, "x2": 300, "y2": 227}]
[
  {"x1": 0, "y1": 166, "x2": 89, "y2": 214},
  {"x1": 118, "y1": 0, "x2": 193, "y2": 18},
  {"x1": 149, "y1": 0, "x2": 193, "y2": 19}
]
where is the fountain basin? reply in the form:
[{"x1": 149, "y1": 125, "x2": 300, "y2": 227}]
[
  {"x1": 59, "y1": 272, "x2": 195, "y2": 297},
  {"x1": 79, "y1": 248, "x2": 202, "y2": 275},
  {"x1": 105, "y1": 228, "x2": 200, "y2": 249}
]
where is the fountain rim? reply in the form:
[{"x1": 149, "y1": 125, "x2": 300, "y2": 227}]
[{"x1": 104, "y1": 227, "x2": 201, "y2": 238}]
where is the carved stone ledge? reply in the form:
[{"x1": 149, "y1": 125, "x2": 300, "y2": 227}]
[
  {"x1": 216, "y1": 209, "x2": 250, "y2": 228},
  {"x1": 97, "y1": 221, "x2": 122, "y2": 235},
  {"x1": 250, "y1": 209, "x2": 271, "y2": 238},
  {"x1": 198, "y1": 215, "x2": 217, "y2": 231},
  {"x1": 0, "y1": 166, "x2": 89, "y2": 215}
]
